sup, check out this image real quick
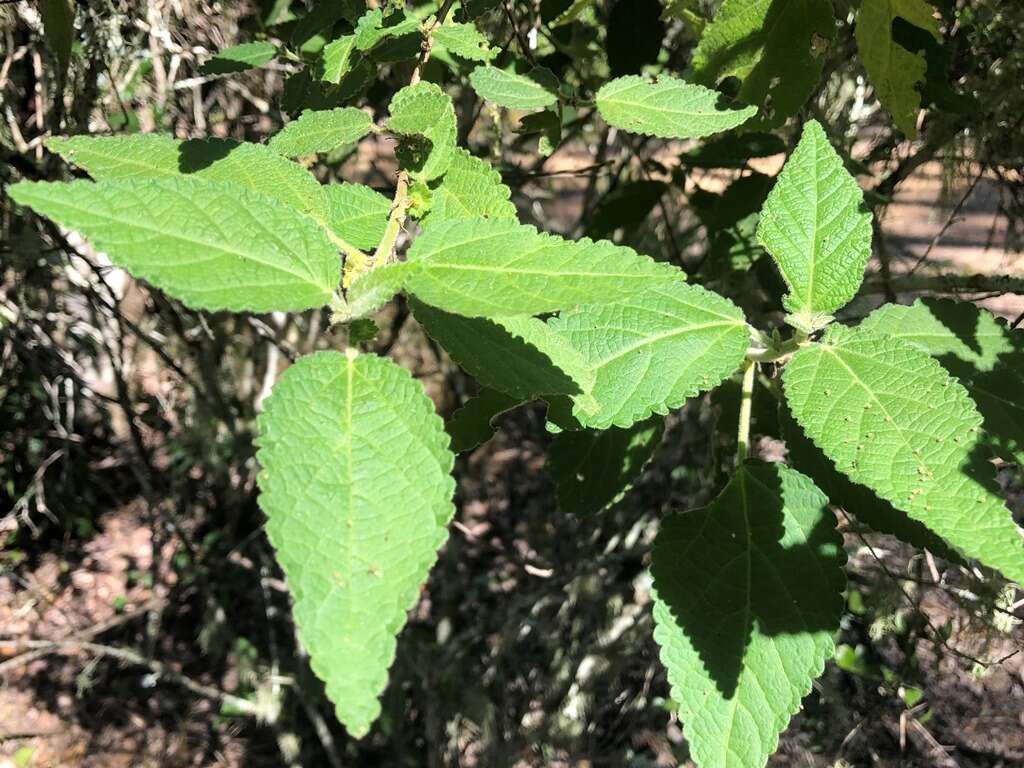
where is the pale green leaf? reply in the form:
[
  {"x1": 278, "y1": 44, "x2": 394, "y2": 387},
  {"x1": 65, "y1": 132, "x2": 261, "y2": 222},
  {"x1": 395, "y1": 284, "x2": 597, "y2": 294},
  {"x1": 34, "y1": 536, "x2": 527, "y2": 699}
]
[
  {"x1": 855, "y1": 0, "x2": 941, "y2": 137},
  {"x1": 446, "y1": 388, "x2": 524, "y2": 453},
  {"x1": 319, "y1": 35, "x2": 358, "y2": 83},
  {"x1": 432, "y1": 20, "x2": 497, "y2": 61},
  {"x1": 421, "y1": 148, "x2": 516, "y2": 226},
  {"x1": 379, "y1": 219, "x2": 684, "y2": 318},
  {"x1": 9, "y1": 178, "x2": 340, "y2": 313},
  {"x1": 47, "y1": 134, "x2": 328, "y2": 221},
  {"x1": 410, "y1": 297, "x2": 593, "y2": 400},
  {"x1": 323, "y1": 182, "x2": 391, "y2": 251},
  {"x1": 548, "y1": 417, "x2": 664, "y2": 515},
  {"x1": 387, "y1": 81, "x2": 458, "y2": 180},
  {"x1": 690, "y1": 0, "x2": 835, "y2": 128},
  {"x1": 468, "y1": 66, "x2": 559, "y2": 110},
  {"x1": 548, "y1": 281, "x2": 750, "y2": 429},
  {"x1": 596, "y1": 75, "x2": 757, "y2": 139},
  {"x1": 652, "y1": 461, "x2": 846, "y2": 768},
  {"x1": 755, "y1": 120, "x2": 872, "y2": 332},
  {"x1": 268, "y1": 108, "x2": 374, "y2": 157},
  {"x1": 783, "y1": 324, "x2": 1024, "y2": 584},
  {"x1": 200, "y1": 41, "x2": 277, "y2": 74},
  {"x1": 859, "y1": 299, "x2": 1024, "y2": 466},
  {"x1": 256, "y1": 350, "x2": 455, "y2": 737}
]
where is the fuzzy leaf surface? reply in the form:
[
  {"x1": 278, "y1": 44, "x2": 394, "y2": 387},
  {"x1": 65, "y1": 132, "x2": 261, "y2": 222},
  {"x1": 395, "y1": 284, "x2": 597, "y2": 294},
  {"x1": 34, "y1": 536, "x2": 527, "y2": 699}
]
[
  {"x1": 323, "y1": 182, "x2": 391, "y2": 251},
  {"x1": 47, "y1": 135, "x2": 327, "y2": 220},
  {"x1": 387, "y1": 82, "x2": 458, "y2": 180},
  {"x1": 855, "y1": 0, "x2": 941, "y2": 137},
  {"x1": 432, "y1": 21, "x2": 496, "y2": 61},
  {"x1": 859, "y1": 299, "x2": 1024, "y2": 465},
  {"x1": 548, "y1": 417, "x2": 664, "y2": 515},
  {"x1": 319, "y1": 35, "x2": 358, "y2": 83},
  {"x1": 595, "y1": 75, "x2": 756, "y2": 139},
  {"x1": 411, "y1": 298, "x2": 593, "y2": 400},
  {"x1": 548, "y1": 281, "x2": 749, "y2": 429},
  {"x1": 9, "y1": 178, "x2": 339, "y2": 313},
  {"x1": 756, "y1": 120, "x2": 872, "y2": 331},
  {"x1": 690, "y1": 0, "x2": 835, "y2": 128},
  {"x1": 422, "y1": 148, "x2": 516, "y2": 225},
  {"x1": 268, "y1": 108, "x2": 374, "y2": 157},
  {"x1": 256, "y1": 351, "x2": 455, "y2": 738},
  {"x1": 468, "y1": 66, "x2": 559, "y2": 109},
  {"x1": 652, "y1": 461, "x2": 845, "y2": 768},
  {"x1": 387, "y1": 219, "x2": 684, "y2": 318},
  {"x1": 783, "y1": 324, "x2": 1024, "y2": 584}
]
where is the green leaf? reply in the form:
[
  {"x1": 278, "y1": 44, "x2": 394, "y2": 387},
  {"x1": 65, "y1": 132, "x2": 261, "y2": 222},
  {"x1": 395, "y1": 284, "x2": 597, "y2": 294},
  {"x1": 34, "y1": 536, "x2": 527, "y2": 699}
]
[
  {"x1": 856, "y1": 0, "x2": 941, "y2": 137},
  {"x1": 47, "y1": 134, "x2": 328, "y2": 221},
  {"x1": 421, "y1": 148, "x2": 516, "y2": 226},
  {"x1": 39, "y1": 0, "x2": 74, "y2": 76},
  {"x1": 780, "y1": 403, "x2": 963, "y2": 562},
  {"x1": 354, "y1": 8, "x2": 421, "y2": 51},
  {"x1": 322, "y1": 182, "x2": 391, "y2": 251},
  {"x1": 446, "y1": 388, "x2": 524, "y2": 453},
  {"x1": 268, "y1": 108, "x2": 374, "y2": 157},
  {"x1": 548, "y1": 281, "x2": 750, "y2": 429},
  {"x1": 376, "y1": 219, "x2": 684, "y2": 318},
  {"x1": 468, "y1": 66, "x2": 560, "y2": 109},
  {"x1": 387, "y1": 82, "x2": 458, "y2": 181},
  {"x1": 319, "y1": 35, "x2": 358, "y2": 83},
  {"x1": 652, "y1": 460, "x2": 846, "y2": 768},
  {"x1": 200, "y1": 41, "x2": 278, "y2": 74},
  {"x1": 517, "y1": 109, "x2": 562, "y2": 156},
  {"x1": 548, "y1": 417, "x2": 664, "y2": 515},
  {"x1": 690, "y1": 0, "x2": 836, "y2": 128},
  {"x1": 783, "y1": 324, "x2": 1024, "y2": 585},
  {"x1": 859, "y1": 299, "x2": 1024, "y2": 466},
  {"x1": 680, "y1": 132, "x2": 786, "y2": 169},
  {"x1": 411, "y1": 297, "x2": 593, "y2": 398},
  {"x1": 257, "y1": 350, "x2": 455, "y2": 738},
  {"x1": 292, "y1": 0, "x2": 364, "y2": 46},
  {"x1": 432, "y1": 21, "x2": 497, "y2": 61},
  {"x1": 9, "y1": 178, "x2": 340, "y2": 313},
  {"x1": 755, "y1": 120, "x2": 872, "y2": 332},
  {"x1": 595, "y1": 75, "x2": 757, "y2": 139}
]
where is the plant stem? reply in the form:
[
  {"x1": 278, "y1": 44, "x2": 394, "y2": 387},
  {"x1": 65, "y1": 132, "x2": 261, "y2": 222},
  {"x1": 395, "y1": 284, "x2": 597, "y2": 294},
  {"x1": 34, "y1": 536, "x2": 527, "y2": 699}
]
[{"x1": 736, "y1": 360, "x2": 756, "y2": 463}]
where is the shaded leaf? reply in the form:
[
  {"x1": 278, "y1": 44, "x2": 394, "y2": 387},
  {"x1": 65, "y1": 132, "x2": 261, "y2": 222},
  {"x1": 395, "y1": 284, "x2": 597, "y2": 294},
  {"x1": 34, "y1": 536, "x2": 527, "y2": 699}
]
[
  {"x1": 387, "y1": 81, "x2": 458, "y2": 180},
  {"x1": 200, "y1": 41, "x2": 278, "y2": 74},
  {"x1": 446, "y1": 389, "x2": 525, "y2": 453}
]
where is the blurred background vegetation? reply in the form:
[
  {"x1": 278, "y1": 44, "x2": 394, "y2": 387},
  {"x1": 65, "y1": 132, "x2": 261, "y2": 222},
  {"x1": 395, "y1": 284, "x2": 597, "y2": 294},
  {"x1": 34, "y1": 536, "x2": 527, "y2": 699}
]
[{"x1": 1, "y1": 0, "x2": 1022, "y2": 765}]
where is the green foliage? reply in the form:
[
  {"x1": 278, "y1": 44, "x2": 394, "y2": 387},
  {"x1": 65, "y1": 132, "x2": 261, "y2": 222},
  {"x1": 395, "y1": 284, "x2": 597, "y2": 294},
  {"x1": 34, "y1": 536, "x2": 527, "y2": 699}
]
[
  {"x1": 859, "y1": 299, "x2": 1024, "y2": 465},
  {"x1": 256, "y1": 350, "x2": 455, "y2": 738},
  {"x1": 387, "y1": 81, "x2": 458, "y2": 180},
  {"x1": 548, "y1": 418, "x2": 664, "y2": 515},
  {"x1": 756, "y1": 120, "x2": 873, "y2": 332},
  {"x1": 784, "y1": 324, "x2": 1024, "y2": 585},
  {"x1": 421, "y1": 148, "x2": 516, "y2": 225},
  {"x1": 432, "y1": 20, "x2": 497, "y2": 61},
  {"x1": 13, "y1": 3, "x2": 1023, "y2": 762},
  {"x1": 268, "y1": 107, "x2": 375, "y2": 156},
  {"x1": 9, "y1": 178, "x2": 339, "y2": 312},
  {"x1": 856, "y1": 0, "x2": 941, "y2": 137},
  {"x1": 545, "y1": 282, "x2": 750, "y2": 429},
  {"x1": 595, "y1": 75, "x2": 757, "y2": 139},
  {"x1": 652, "y1": 461, "x2": 846, "y2": 768},
  {"x1": 691, "y1": 0, "x2": 835, "y2": 128},
  {"x1": 468, "y1": 66, "x2": 560, "y2": 109},
  {"x1": 362, "y1": 219, "x2": 684, "y2": 318}
]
